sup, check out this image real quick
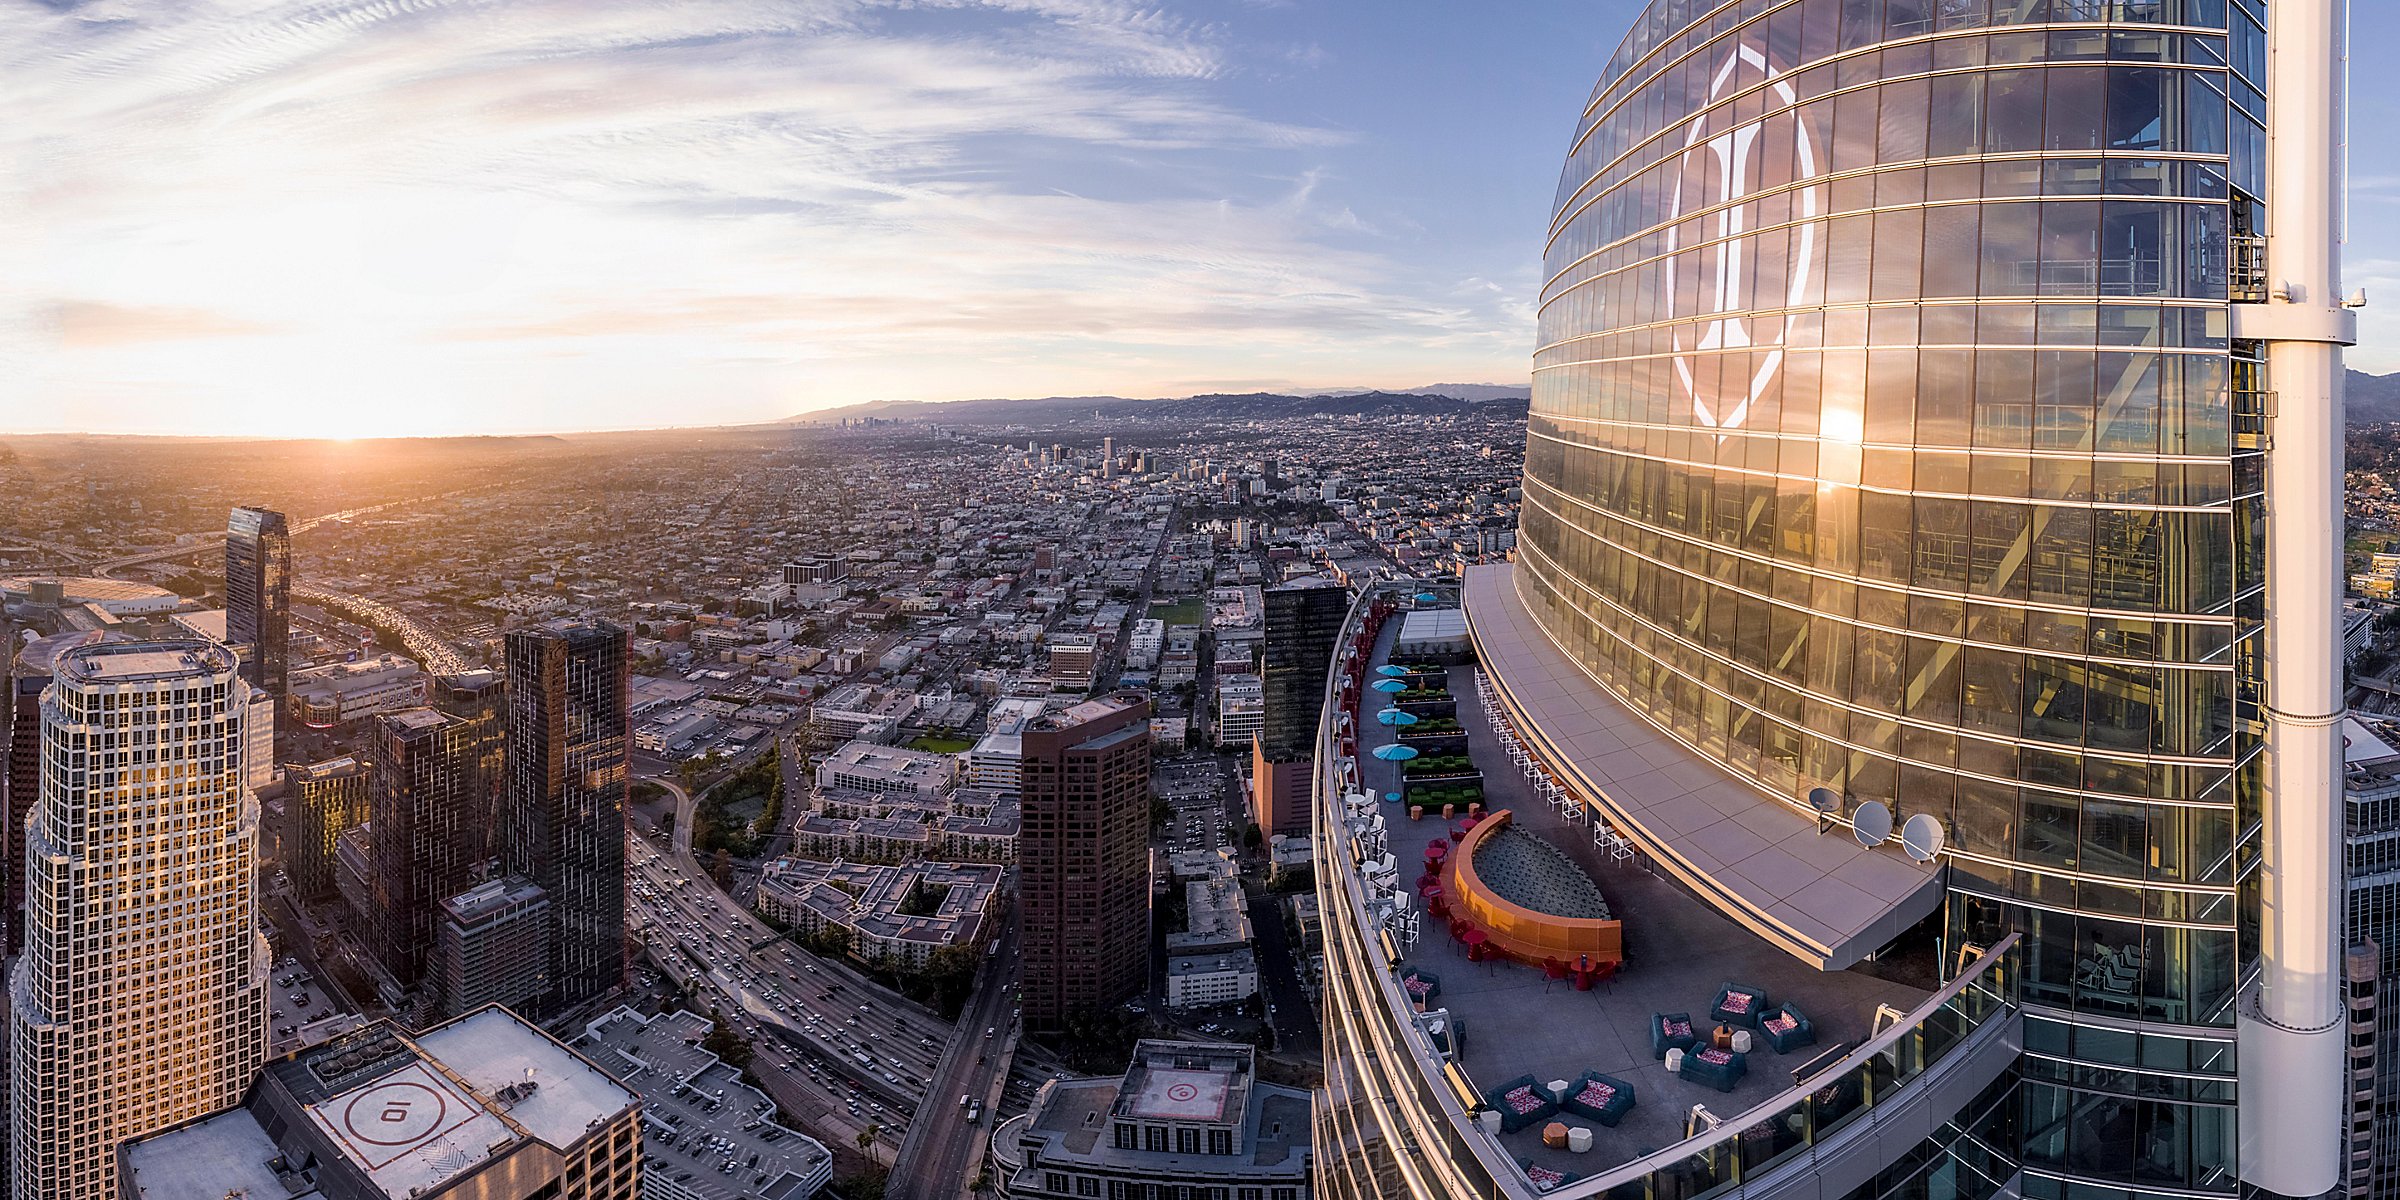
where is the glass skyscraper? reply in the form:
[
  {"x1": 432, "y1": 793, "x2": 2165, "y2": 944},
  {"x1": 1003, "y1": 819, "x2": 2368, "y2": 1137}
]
[
  {"x1": 224, "y1": 505, "x2": 290, "y2": 704},
  {"x1": 503, "y1": 619, "x2": 630, "y2": 1013},
  {"x1": 1316, "y1": 2, "x2": 2352, "y2": 1198}
]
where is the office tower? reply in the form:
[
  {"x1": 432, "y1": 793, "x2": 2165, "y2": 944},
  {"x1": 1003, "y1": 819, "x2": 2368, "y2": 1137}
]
[
  {"x1": 118, "y1": 1010, "x2": 641, "y2": 1200},
  {"x1": 9, "y1": 641, "x2": 268, "y2": 1200},
  {"x1": 1252, "y1": 579, "x2": 1345, "y2": 838},
  {"x1": 365, "y1": 670, "x2": 504, "y2": 997},
  {"x1": 2, "y1": 662, "x2": 36, "y2": 957},
  {"x1": 223, "y1": 506, "x2": 290, "y2": 703},
  {"x1": 1316, "y1": 2, "x2": 2352, "y2": 1198},
  {"x1": 504, "y1": 620, "x2": 629, "y2": 1013},
  {"x1": 2346, "y1": 739, "x2": 2400, "y2": 1197},
  {"x1": 1101, "y1": 436, "x2": 1116, "y2": 477},
  {"x1": 1017, "y1": 693, "x2": 1151, "y2": 1037},
  {"x1": 286, "y1": 756, "x2": 369, "y2": 901},
  {"x1": 433, "y1": 875, "x2": 551, "y2": 1020}
]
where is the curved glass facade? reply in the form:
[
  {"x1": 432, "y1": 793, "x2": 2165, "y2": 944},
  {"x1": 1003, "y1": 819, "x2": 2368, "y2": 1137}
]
[{"x1": 1521, "y1": 0, "x2": 2268, "y2": 1194}]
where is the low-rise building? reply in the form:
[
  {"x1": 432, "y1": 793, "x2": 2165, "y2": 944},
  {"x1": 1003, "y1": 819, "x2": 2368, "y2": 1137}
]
[
  {"x1": 1215, "y1": 673, "x2": 1263, "y2": 748},
  {"x1": 755, "y1": 858, "x2": 1002, "y2": 969},
  {"x1": 120, "y1": 1009, "x2": 642, "y2": 1200},
  {"x1": 578, "y1": 1008, "x2": 834, "y2": 1200},
  {"x1": 1168, "y1": 875, "x2": 1254, "y2": 957},
  {"x1": 992, "y1": 1040, "x2": 1311, "y2": 1200},
  {"x1": 816, "y1": 740, "x2": 958, "y2": 799},
  {"x1": 287, "y1": 654, "x2": 426, "y2": 728},
  {"x1": 1165, "y1": 950, "x2": 1261, "y2": 1009}
]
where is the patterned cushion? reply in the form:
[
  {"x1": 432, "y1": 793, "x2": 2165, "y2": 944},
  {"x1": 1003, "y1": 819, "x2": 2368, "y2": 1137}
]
[
  {"x1": 1404, "y1": 976, "x2": 1434, "y2": 997},
  {"x1": 1574, "y1": 1081, "x2": 1617, "y2": 1107},
  {"x1": 1763, "y1": 1013, "x2": 1798, "y2": 1035},
  {"x1": 1695, "y1": 1047, "x2": 1734, "y2": 1066},
  {"x1": 1720, "y1": 991, "x2": 1756, "y2": 1015},
  {"x1": 1527, "y1": 1166, "x2": 1566, "y2": 1189},
  {"x1": 1662, "y1": 1016, "x2": 1692, "y2": 1039},
  {"x1": 1504, "y1": 1085, "x2": 1546, "y2": 1115}
]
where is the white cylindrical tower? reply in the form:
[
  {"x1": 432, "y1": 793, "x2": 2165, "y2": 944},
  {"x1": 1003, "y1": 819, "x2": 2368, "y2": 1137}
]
[
  {"x1": 2240, "y1": 0, "x2": 2356, "y2": 1195},
  {"x1": 7, "y1": 641, "x2": 269, "y2": 1200}
]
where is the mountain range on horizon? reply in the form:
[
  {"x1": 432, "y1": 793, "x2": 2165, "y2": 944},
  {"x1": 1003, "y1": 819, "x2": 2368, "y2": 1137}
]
[{"x1": 777, "y1": 383, "x2": 1534, "y2": 426}]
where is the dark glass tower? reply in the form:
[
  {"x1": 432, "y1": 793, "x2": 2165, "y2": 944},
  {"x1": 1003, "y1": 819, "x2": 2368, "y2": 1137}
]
[
  {"x1": 365, "y1": 671, "x2": 504, "y2": 993},
  {"x1": 1255, "y1": 579, "x2": 1348, "y2": 837},
  {"x1": 224, "y1": 506, "x2": 291, "y2": 703},
  {"x1": 503, "y1": 620, "x2": 629, "y2": 1012}
]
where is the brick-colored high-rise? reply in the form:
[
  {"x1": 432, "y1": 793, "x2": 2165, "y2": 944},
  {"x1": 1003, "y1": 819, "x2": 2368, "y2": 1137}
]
[{"x1": 1016, "y1": 692, "x2": 1152, "y2": 1037}]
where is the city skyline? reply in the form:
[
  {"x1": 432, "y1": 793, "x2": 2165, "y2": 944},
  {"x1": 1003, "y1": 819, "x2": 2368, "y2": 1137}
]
[{"x1": 16, "y1": 1, "x2": 2399, "y2": 439}]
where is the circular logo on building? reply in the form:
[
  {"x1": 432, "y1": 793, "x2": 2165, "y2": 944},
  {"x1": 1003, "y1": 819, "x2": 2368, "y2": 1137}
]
[
  {"x1": 1663, "y1": 40, "x2": 1821, "y2": 435},
  {"x1": 340, "y1": 1080, "x2": 450, "y2": 1146}
]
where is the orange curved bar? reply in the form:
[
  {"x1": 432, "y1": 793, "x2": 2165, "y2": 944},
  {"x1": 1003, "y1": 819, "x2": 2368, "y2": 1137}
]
[{"x1": 1447, "y1": 809, "x2": 1623, "y2": 966}]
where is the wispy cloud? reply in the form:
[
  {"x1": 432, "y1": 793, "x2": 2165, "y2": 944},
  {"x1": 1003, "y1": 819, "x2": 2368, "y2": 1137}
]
[{"x1": 0, "y1": 0, "x2": 1530, "y2": 435}]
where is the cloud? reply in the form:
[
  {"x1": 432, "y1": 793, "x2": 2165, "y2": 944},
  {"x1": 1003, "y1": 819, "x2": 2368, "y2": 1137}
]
[
  {"x1": 0, "y1": 0, "x2": 1530, "y2": 435},
  {"x1": 43, "y1": 301, "x2": 281, "y2": 348}
]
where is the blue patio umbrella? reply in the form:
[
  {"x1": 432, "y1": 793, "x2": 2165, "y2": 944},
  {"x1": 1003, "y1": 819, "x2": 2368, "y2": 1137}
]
[
  {"x1": 1371, "y1": 678, "x2": 1408, "y2": 694},
  {"x1": 1386, "y1": 791, "x2": 1402, "y2": 803},
  {"x1": 1414, "y1": 592, "x2": 1440, "y2": 603},
  {"x1": 1372, "y1": 742, "x2": 1420, "y2": 799},
  {"x1": 1377, "y1": 708, "x2": 1419, "y2": 727},
  {"x1": 1377, "y1": 664, "x2": 1410, "y2": 678}
]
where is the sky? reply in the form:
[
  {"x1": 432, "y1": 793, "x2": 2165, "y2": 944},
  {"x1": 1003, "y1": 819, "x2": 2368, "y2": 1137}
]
[{"x1": 5, "y1": 0, "x2": 2399, "y2": 438}]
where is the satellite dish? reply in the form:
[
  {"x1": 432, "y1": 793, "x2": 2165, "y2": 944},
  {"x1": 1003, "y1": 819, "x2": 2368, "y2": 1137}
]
[
  {"x1": 1901, "y1": 813, "x2": 1946, "y2": 863},
  {"x1": 1852, "y1": 800, "x2": 1893, "y2": 849},
  {"x1": 1805, "y1": 786, "x2": 1840, "y2": 815}
]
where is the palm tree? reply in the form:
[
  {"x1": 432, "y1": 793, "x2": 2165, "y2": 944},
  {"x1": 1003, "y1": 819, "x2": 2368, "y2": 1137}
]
[{"x1": 855, "y1": 1122, "x2": 883, "y2": 1168}]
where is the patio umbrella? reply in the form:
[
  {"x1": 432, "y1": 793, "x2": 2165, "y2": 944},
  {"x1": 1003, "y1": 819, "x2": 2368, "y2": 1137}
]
[
  {"x1": 1414, "y1": 592, "x2": 1440, "y2": 603},
  {"x1": 1385, "y1": 791, "x2": 1402, "y2": 803},
  {"x1": 1371, "y1": 678, "x2": 1408, "y2": 693},
  {"x1": 1377, "y1": 664, "x2": 1410, "y2": 677},
  {"x1": 1377, "y1": 709, "x2": 1419, "y2": 727},
  {"x1": 1374, "y1": 741, "x2": 1421, "y2": 803}
]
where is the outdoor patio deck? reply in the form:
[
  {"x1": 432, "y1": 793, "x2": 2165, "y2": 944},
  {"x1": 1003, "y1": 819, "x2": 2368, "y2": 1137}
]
[{"x1": 1353, "y1": 607, "x2": 1933, "y2": 1183}]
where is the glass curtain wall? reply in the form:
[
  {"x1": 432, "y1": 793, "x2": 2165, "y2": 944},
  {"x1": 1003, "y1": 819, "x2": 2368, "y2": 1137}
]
[{"x1": 1525, "y1": 1, "x2": 2266, "y2": 1195}]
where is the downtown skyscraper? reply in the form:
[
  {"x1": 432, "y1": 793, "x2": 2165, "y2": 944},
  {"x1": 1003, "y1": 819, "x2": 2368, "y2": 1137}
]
[
  {"x1": 8, "y1": 641, "x2": 267, "y2": 1200},
  {"x1": 365, "y1": 670, "x2": 505, "y2": 998},
  {"x1": 224, "y1": 505, "x2": 290, "y2": 704},
  {"x1": 1016, "y1": 692, "x2": 1152, "y2": 1037},
  {"x1": 1313, "y1": 1, "x2": 2355, "y2": 1199},
  {"x1": 503, "y1": 620, "x2": 629, "y2": 1013}
]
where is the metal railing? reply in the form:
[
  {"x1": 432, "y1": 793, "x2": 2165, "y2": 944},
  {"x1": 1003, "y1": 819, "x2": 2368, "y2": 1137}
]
[
  {"x1": 1311, "y1": 577, "x2": 2023, "y2": 1200},
  {"x1": 2233, "y1": 389, "x2": 2274, "y2": 451},
  {"x1": 2230, "y1": 235, "x2": 2269, "y2": 304},
  {"x1": 1546, "y1": 933, "x2": 2019, "y2": 1200}
]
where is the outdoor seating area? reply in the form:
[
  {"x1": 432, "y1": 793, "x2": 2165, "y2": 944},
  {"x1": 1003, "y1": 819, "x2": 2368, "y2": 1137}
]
[
  {"x1": 1336, "y1": 605, "x2": 1936, "y2": 1190},
  {"x1": 1560, "y1": 1071, "x2": 1636, "y2": 1127},
  {"x1": 1486, "y1": 1074, "x2": 1559, "y2": 1134},
  {"x1": 1711, "y1": 982, "x2": 1770, "y2": 1028},
  {"x1": 1761, "y1": 1002, "x2": 1816, "y2": 1053},
  {"x1": 1678, "y1": 1045, "x2": 1747, "y2": 1093}
]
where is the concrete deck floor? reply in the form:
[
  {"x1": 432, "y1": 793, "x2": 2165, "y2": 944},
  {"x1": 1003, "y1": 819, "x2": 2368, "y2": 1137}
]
[{"x1": 1354, "y1": 610, "x2": 1931, "y2": 1183}]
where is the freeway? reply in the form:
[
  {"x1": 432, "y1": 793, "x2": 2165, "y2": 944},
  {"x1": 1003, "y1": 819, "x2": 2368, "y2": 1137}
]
[
  {"x1": 293, "y1": 584, "x2": 469, "y2": 674},
  {"x1": 885, "y1": 924, "x2": 1023, "y2": 1200},
  {"x1": 85, "y1": 490, "x2": 492, "y2": 578},
  {"x1": 626, "y1": 829, "x2": 968, "y2": 1162}
]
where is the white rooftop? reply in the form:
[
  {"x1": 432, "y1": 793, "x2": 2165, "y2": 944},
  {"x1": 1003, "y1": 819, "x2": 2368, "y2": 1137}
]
[{"x1": 415, "y1": 1007, "x2": 637, "y2": 1153}]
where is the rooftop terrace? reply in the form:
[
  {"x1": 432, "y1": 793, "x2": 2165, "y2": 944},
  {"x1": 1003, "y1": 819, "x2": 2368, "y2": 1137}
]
[{"x1": 1324, "y1": 585, "x2": 1976, "y2": 1192}]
